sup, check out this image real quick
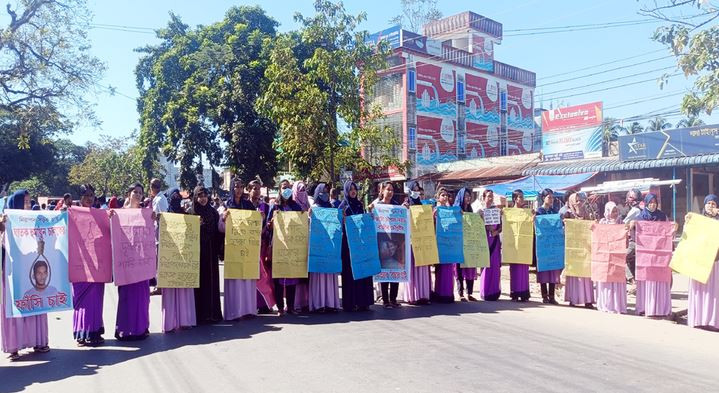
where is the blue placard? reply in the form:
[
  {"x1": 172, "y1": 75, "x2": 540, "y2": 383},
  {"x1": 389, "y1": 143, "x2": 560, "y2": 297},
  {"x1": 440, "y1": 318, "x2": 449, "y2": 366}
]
[
  {"x1": 534, "y1": 214, "x2": 565, "y2": 272},
  {"x1": 435, "y1": 206, "x2": 464, "y2": 264},
  {"x1": 345, "y1": 213, "x2": 381, "y2": 280},
  {"x1": 308, "y1": 207, "x2": 343, "y2": 273},
  {"x1": 618, "y1": 124, "x2": 719, "y2": 161}
]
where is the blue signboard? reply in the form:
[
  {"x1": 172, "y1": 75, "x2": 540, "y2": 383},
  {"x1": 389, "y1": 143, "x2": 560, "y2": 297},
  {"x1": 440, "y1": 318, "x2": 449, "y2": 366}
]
[
  {"x1": 618, "y1": 124, "x2": 719, "y2": 161},
  {"x1": 365, "y1": 25, "x2": 402, "y2": 49}
]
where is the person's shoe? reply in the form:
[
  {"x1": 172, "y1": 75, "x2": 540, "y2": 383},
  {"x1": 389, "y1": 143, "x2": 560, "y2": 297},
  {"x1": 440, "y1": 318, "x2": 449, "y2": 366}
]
[
  {"x1": 467, "y1": 295, "x2": 478, "y2": 302},
  {"x1": 391, "y1": 301, "x2": 401, "y2": 308},
  {"x1": 585, "y1": 303, "x2": 595, "y2": 309},
  {"x1": 548, "y1": 298, "x2": 559, "y2": 305},
  {"x1": 383, "y1": 301, "x2": 392, "y2": 309},
  {"x1": 33, "y1": 345, "x2": 50, "y2": 353},
  {"x1": 76, "y1": 339, "x2": 87, "y2": 347},
  {"x1": 8, "y1": 352, "x2": 20, "y2": 361},
  {"x1": 460, "y1": 297, "x2": 468, "y2": 302},
  {"x1": 542, "y1": 297, "x2": 550, "y2": 304}
]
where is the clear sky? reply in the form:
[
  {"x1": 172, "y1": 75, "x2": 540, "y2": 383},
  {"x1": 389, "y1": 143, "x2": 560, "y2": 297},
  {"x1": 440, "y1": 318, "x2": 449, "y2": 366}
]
[{"x1": 78, "y1": 0, "x2": 719, "y2": 145}]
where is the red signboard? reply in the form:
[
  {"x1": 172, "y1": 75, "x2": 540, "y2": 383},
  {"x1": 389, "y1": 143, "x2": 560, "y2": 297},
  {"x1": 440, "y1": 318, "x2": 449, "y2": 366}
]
[{"x1": 541, "y1": 101, "x2": 603, "y2": 132}]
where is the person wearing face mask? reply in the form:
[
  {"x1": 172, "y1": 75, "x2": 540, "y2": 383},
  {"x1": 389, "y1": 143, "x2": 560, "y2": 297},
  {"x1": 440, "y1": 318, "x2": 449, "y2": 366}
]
[
  {"x1": 479, "y1": 190, "x2": 502, "y2": 301},
  {"x1": 339, "y1": 181, "x2": 375, "y2": 311},
  {"x1": 687, "y1": 194, "x2": 719, "y2": 329},
  {"x1": 563, "y1": 192, "x2": 596, "y2": 309},
  {"x1": 433, "y1": 187, "x2": 455, "y2": 303},
  {"x1": 1, "y1": 189, "x2": 50, "y2": 361},
  {"x1": 400, "y1": 180, "x2": 431, "y2": 305},
  {"x1": 308, "y1": 183, "x2": 341, "y2": 312},
  {"x1": 267, "y1": 180, "x2": 302, "y2": 314},
  {"x1": 633, "y1": 193, "x2": 672, "y2": 318},
  {"x1": 292, "y1": 181, "x2": 311, "y2": 313},
  {"x1": 536, "y1": 189, "x2": 561, "y2": 304},
  {"x1": 595, "y1": 201, "x2": 627, "y2": 314},
  {"x1": 191, "y1": 186, "x2": 224, "y2": 324}
]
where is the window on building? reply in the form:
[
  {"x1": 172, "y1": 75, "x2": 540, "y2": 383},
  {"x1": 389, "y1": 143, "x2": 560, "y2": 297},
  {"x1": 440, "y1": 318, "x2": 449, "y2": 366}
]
[
  {"x1": 457, "y1": 80, "x2": 465, "y2": 103},
  {"x1": 367, "y1": 73, "x2": 403, "y2": 112},
  {"x1": 408, "y1": 126, "x2": 416, "y2": 150},
  {"x1": 408, "y1": 69, "x2": 416, "y2": 93}
]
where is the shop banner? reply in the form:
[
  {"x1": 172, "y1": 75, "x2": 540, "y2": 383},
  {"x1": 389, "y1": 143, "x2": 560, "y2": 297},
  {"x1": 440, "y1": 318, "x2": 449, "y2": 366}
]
[
  {"x1": 564, "y1": 219, "x2": 593, "y2": 278},
  {"x1": 636, "y1": 221, "x2": 675, "y2": 283},
  {"x1": 68, "y1": 207, "x2": 113, "y2": 283},
  {"x1": 409, "y1": 205, "x2": 439, "y2": 267},
  {"x1": 541, "y1": 102, "x2": 603, "y2": 161},
  {"x1": 308, "y1": 207, "x2": 343, "y2": 274},
  {"x1": 461, "y1": 213, "x2": 489, "y2": 268},
  {"x1": 4, "y1": 210, "x2": 72, "y2": 317},
  {"x1": 345, "y1": 213, "x2": 382, "y2": 280},
  {"x1": 591, "y1": 224, "x2": 628, "y2": 283},
  {"x1": 157, "y1": 213, "x2": 200, "y2": 288},
  {"x1": 501, "y1": 208, "x2": 534, "y2": 265},
  {"x1": 110, "y1": 208, "x2": 157, "y2": 286},
  {"x1": 670, "y1": 213, "x2": 719, "y2": 283},
  {"x1": 436, "y1": 206, "x2": 464, "y2": 264},
  {"x1": 534, "y1": 214, "x2": 565, "y2": 272},
  {"x1": 372, "y1": 204, "x2": 411, "y2": 283},
  {"x1": 272, "y1": 211, "x2": 309, "y2": 279},
  {"x1": 224, "y1": 210, "x2": 262, "y2": 280}
]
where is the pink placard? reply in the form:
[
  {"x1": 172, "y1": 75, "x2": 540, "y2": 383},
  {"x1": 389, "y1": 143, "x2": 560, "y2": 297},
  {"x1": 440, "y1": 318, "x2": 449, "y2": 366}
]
[
  {"x1": 68, "y1": 207, "x2": 113, "y2": 283},
  {"x1": 635, "y1": 221, "x2": 674, "y2": 283},
  {"x1": 591, "y1": 224, "x2": 628, "y2": 283},
  {"x1": 110, "y1": 208, "x2": 157, "y2": 286}
]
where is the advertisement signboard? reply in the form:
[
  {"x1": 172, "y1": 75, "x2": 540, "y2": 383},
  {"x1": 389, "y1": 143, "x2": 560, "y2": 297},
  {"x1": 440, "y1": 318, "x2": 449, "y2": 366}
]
[
  {"x1": 541, "y1": 101, "x2": 603, "y2": 161},
  {"x1": 618, "y1": 124, "x2": 719, "y2": 161}
]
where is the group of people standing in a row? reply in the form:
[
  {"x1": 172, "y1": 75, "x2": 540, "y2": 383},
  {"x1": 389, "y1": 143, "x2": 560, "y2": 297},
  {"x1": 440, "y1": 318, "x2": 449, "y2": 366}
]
[{"x1": 1, "y1": 178, "x2": 718, "y2": 361}]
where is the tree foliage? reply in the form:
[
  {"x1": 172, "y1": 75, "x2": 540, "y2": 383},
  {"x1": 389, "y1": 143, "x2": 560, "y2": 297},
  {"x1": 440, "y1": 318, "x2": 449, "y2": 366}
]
[
  {"x1": 389, "y1": 0, "x2": 442, "y2": 33},
  {"x1": 9, "y1": 176, "x2": 50, "y2": 198},
  {"x1": 646, "y1": 116, "x2": 673, "y2": 131}
]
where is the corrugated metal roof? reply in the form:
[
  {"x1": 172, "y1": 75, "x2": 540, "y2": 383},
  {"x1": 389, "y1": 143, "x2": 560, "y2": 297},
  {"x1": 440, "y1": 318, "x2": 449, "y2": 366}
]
[
  {"x1": 523, "y1": 153, "x2": 719, "y2": 176},
  {"x1": 416, "y1": 162, "x2": 531, "y2": 182}
]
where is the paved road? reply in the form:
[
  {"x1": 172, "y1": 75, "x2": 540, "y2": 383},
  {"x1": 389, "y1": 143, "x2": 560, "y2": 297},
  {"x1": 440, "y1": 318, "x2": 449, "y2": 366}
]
[{"x1": 1, "y1": 270, "x2": 717, "y2": 392}]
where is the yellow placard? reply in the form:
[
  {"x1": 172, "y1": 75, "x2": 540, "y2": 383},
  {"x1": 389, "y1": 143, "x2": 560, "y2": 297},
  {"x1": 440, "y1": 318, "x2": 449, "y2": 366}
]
[
  {"x1": 409, "y1": 205, "x2": 439, "y2": 267},
  {"x1": 272, "y1": 211, "x2": 309, "y2": 278},
  {"x1": 224, "y1": 209, "x2": 262, "y2": 279},
  {"x1": 501, "y1": 208, "x2": 533, "y2": 265},
  {"x1": 158, "y1": 213, "x2": 200, "y2": 288},
  {"x1": 670, "y1": 213, "x2": 719, "y2": 283},
  {"x1": 564, "y1": 219, "x2": 593, "y2": 278},
  {"x1": 462, "y1": 212, "x2": 490, "y2": 268}
]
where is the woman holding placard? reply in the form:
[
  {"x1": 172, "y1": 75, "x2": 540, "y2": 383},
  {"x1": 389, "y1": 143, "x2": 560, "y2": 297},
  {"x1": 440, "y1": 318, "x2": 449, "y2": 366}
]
[
  {"x1": 292, "y1": 181, "x2": 311, "y2": 313},
  {"x1": 687, "y1": 194, "x2": 719, "y2": 329},
  {"x1": 479, "y1": 189, "x2": 502, "y2": 301},
  {"x1": 595, "y1": 201, "x2": 627, "y2": 314},
  {"x1": 433, "y1": 187, "x2": 455, "y2": 303},
  {"x1": 368, "y1": 181, "x2": 402, "y2": 308},
  {"x1": 509, "y1": 189, "x2": 531, "y2": 302},
  {"x1": 536, "y1": 189, "x2": 561, "y2": 304},
  {"x1": 563, "y1": 192, "x2": 595, "y2": 308},
  {"x1": 340, "y1": 180, "x2": 375, "y2": 312},
  {"x1": 454, "y1": 187, "x2": 478, "y2": 301},
  {"x1": 308, "y1": 183, "x2": 341, "y2": 312},
  {"x1": 191, "y1": 186, "x2": 223, "y2": 324},
  {"x1": 401, "y1": 180, "x2": 431, "y2": 305}
]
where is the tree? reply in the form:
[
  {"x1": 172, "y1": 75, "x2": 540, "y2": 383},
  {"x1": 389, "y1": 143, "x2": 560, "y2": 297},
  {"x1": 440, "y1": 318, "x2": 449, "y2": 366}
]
[
  {"x1": 601, "y1": 117, "x2": 625, "y2": 156},
  {"x1": 9, "y1": 176, "x2": 50, "y2": 199},
  {"x1": 259, "y1": 0, "x2": 400, "y2": 181},
  {"x1": 627, "y1": 121, "x2": 645, "y2": 135},
  {"x1": 136, "y1": 7, "x2": 279, "y2": 188},
  {"x1": 389, "y1": 0, "x2": 442, "y2": 33},
  {"x1": 641, "y1": 1, "x2": 719, "y2": 115},
  {"x1": 646, "y1": 116, "x2": 673, "y2": 131},
  {"x1": 676, "y1": 115, "x2": 705, "y2": 127}
]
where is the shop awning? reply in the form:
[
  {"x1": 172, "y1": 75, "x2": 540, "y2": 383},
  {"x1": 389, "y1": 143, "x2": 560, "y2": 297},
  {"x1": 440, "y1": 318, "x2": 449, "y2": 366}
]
[
  {"x1": 523, "y1": 153, "x2": 719, "y2": 176},
  {"x1": 479, "y1": 173, "x2": 597, "y2": 199},
  {"x1": 415, "y1": 163, "x2": 530, "y2": 183}
]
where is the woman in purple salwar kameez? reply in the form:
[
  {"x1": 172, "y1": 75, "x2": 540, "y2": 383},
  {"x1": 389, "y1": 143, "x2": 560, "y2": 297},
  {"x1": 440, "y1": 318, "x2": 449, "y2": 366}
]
[
  {"x1": 268, "y1": 180, "x2": 303, "y2": 314},
  {"x1": 563, "y1": 192, "x2": 596, "y2": 308},
  {"x1": 536, "y1": 189, "x2": 561, "y2": 304},
  {"x1": 340, "y1": 181, "x2": 375, "y2": 311},
  {"x1": 114, "y1": 183, "x2": 151, "y2": 340},
  {"x1": 688, "y1": 194, "x2": 719, "y2": 329},
  {"x1": 509, "y1": 190, "x2": 530, "y2": 302},
  {"x1": 596, "y1": 202, "x2": 627, "y2": 314},
  {"x1": 480, "y1": 190, "x2": 502, "y2": 301},
  {"x1": 73, "y1": 184, "x2": 106, "y2": 345},
  {"x1": 432, "y1": 187, "x2": 455, "y2": 303},
  {"x1": 1, "y1": 190, "x2": 50, "y2": 360},
  {"x1": 308, "y1": 183, "x2": 340, "y2": 312},
  {"x1": 400, "y1": 180, "x2": 431, "y2": 305},
  {"x1": 454, "y1": 187, "x2": 477, "y2": 301},
  {"x1": 161, "y1": 188, "x2": 197, "y2": 332}
]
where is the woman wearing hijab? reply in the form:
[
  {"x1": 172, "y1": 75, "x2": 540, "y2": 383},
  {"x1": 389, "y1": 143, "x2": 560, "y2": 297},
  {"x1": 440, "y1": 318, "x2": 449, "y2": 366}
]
[
  {"x1": 400, "y1": 180, "x2": 431, "y2": 305},
  {"x1": 292, "y1": 181, "x2": 311, "y2": 313},
  {"x1": 536, "y1": 189, "x2": 561, "y2": 304},
  {"x1": 563, "y1": 192, "x2": 595, "y2": 308},
  {"x1": 509, "y1": 189, "x2": 531, "y2": 302},
  {"x1": 268, "y1": 180, "x2": 303, "y2": 314},
  {"x1": 479, "y1": 190, "x2": 502, "y2": 301},
  {"x1": 454, "y1": 187, "x2": 478, "y2": 301},
  {"x1": 595, "y1": 201, "x2": 627, "y2": 314},
  {"x1": 191, "y1": 186, "x2": 223, "y2": 323},
  {"x1": 161, "y1": 188, "x2": 197, "y2": 332},
  {"x1": 308, "y1": 183, "x2": 341, "y2": 312},
  {"x1": 634, "y1": 193, "x2": 671, "y2": 317},
  {"x1": 113, "y1": 183, "x2": 152, "y2": 340},
  {"x1": 245, "y1": 179, "x2": 275, "y2": 314},
  {"x1": 688, "y1": 194, "x2": 719, "y2": 329},
  {"x1": 339, "y1": 181, "x2": 375, "y2": 311},
  {"x1": 73, "y1": 184, "x2": 107, "y2": 346},
  {"x1": 220, "y1": 178, "x2": 259, "y2": 321},
  {"x1": 433, "y1": 187, "x2": 455, "y2": 303},
  {"x1": 368, "y1": 181, "x2": 402, "y2": 307},
  {"x1": 1, "y1": 190, "x2": 50, "y2": 360}
]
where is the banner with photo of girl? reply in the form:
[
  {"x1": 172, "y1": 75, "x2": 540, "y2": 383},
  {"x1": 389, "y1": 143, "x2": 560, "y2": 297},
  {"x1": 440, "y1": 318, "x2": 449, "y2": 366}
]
[
  {"x1": 372, "y1": 204, "x2": 411, "y2": 283},
  {"x1": 3, "y1": 210, "x2": 73, "y2": 317}
]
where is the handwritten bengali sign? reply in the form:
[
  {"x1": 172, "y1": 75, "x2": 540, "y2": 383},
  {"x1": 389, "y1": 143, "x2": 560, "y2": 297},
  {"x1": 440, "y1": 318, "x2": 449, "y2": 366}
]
[
  {"x1": 345, "y1": 213, "x2": 382, "y2": 280},
  {"x1": 670, "y1": 213, "x2": 719, "y2": 283},
  {"x1": 372, "y1": 204, "x2": 411, "y2": 283},
  {"x1": 564, "y1": 219, "x2": 593, "y2": 278},
  {"x1": 636, "y1": 221, "x2": 674, "y2": 283},
  {"x1": 436, "y1": 206, "x2": 464, "y2": 264},
  {"x1": 461, "y1": 213, "x2": 489, "y2": 268},
  {"x1": 272, "y1": 211, "x2": 309, "y2": 278},
  {"x1": 501, "y1": 208, "x2": 533, "y2": 265},
  {"x1": 483, "y1": 207, "x2": 501, "y2": 226},
  {"x1": 591, "y1": 224, "x2": 628, "y2": 283},
  {"x1": 224, "y1": 209, "x2": 262, "y2": 279},
  {"x1": 157, "y1": 213, "x2": 200, "y2": 288},
  {"x1": 534, "y1": 214, "x2": 565, "y2": 272},
  {"x1": 68, "y1": 207, "x2": 113, "y2": 283},
  {"x1": 110, "y1": 208, "x2": 157, "y2": 286},
  {"x1": 308, "y1": 207, "x2": 343, "y2": 273},
  {"x1": 409, "y1": 205, "x2": 439, "y2": 267},
  {"x1": 4, "y1": 210, "x2": 72, "y2": 317}
]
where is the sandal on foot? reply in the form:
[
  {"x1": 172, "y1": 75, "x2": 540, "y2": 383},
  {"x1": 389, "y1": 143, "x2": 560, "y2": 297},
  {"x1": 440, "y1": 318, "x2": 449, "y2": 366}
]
[
  {"x1": 33, "y1": 346, "x2": 50, "y2": 353},
  {"x1": 8, "y1": 352, "x2": 20, "y2": 361}
]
